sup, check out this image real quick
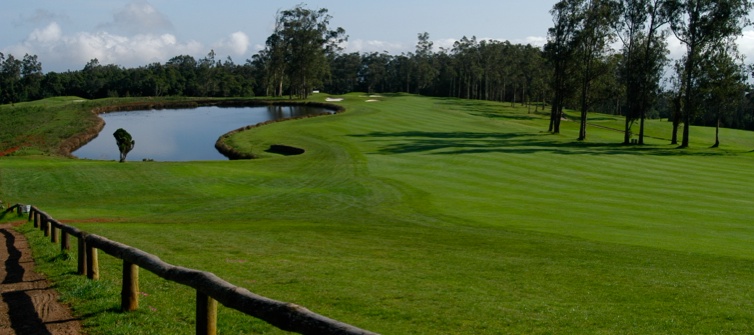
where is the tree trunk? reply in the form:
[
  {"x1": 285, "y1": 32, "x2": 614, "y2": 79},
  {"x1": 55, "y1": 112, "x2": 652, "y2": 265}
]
[
  {"x1": 671, "y1": 94, "x2": 681, "y2": 145},
  {"x1": 671, "y1": 119, "x2": 680, "y2": 145},
  {"x1": 549, "y1": 91, "x2": 558, "y2": 133},
  {"x1": 578, "y1": 85, "x2": 588, "y2": 141},
  {"x1": 638, "y1": 114, "x2": 645, "y2": 145},
  {"x1": 712, "y1": 116, "x2": 720, "y2": 148},
  {"x1": 681, "y1": 113, "x2": 690, "y2": 148},
  {"x1": 680, "y1": 34, "x2": 698, "y2": 148}
]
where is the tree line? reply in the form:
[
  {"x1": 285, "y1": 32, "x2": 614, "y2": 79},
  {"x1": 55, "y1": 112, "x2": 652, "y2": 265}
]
[
  {"x1": 1, "y1": 2, "x2": 752, "y2": 146},
  {"x1": 545, "y1": 0, "x2": 753, "y2": 146}
]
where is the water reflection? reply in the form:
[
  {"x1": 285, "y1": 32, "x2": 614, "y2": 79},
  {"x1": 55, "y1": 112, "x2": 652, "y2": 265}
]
[{"x1": 73, "y1": 105, "x2": 328, "y2": 161}]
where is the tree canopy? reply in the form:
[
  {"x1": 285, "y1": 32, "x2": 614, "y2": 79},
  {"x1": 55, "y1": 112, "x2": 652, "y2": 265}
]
[{"x1": 113, "y1": 128, "x2": 135, "y2": 163}]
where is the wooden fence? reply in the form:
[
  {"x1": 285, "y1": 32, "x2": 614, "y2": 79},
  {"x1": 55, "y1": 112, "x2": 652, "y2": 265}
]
[{"x1": 4, "y1": 204, "x2": 378, "y2": 335}]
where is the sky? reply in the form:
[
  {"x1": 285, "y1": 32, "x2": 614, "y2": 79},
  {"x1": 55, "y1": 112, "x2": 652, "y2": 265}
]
[{"x1": 1, "y1": 0, "x2": 753, "y2": 73}]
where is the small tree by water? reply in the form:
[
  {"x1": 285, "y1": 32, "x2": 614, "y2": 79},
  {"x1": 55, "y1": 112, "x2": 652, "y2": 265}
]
[{"x1": 113, "y1": 128, "x2": 135, "y2": 163}]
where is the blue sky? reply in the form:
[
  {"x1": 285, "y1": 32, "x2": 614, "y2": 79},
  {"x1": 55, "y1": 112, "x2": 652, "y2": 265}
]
[{"x1": 1, "y1": 1, "x2": 752, "y2": 73}]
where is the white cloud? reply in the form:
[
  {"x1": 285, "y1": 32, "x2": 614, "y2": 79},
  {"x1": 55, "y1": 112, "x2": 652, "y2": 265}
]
[
  {"x1": 666, "y1": 34, "x2": 686, "y2": 61},
  {"x1": 342, "y1": 39, "x2": 408, "y2": 54},
  {"x1": 515, "y1": 36, "x2": 547, "y2": 47},
  {"x1": 663, "y1": 29, "x2": 754, "y2": 63},
  {"x1": 4, "y1": 22, "x2": 206, "y2": 71},
  {"x1": 28, "y1": 22, "x2": 63, "y2": 44},
  {"x1": 433, "y1": 38, "x2": 458, "y2": 51},
  {"x1": 736, "y1": 30, "x2": 754, "y2": 62},
  {"x1": 213, "y1": 31, "x2": 250, "y2": 56}
]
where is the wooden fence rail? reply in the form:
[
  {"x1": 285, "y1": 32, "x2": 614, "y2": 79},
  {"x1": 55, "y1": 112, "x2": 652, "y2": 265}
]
[{"x1": 3, "y1": 204, "x2": 378, "y2": 335}]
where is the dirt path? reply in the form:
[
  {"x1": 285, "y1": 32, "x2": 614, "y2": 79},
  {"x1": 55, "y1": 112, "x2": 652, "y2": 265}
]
[{"x1": 0, "y1": 223, "x2": 82, "y2": 335}]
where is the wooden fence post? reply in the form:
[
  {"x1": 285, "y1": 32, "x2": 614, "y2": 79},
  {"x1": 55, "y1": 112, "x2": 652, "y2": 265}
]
[
  {"x1": 121, "y1": 261, "x2": 139, "y2": 312},
  {"x1": 196, "y1": 291, "x2": 218, "y2": 335},
  {"x1": 51, "y1": 223, "x2": 58, "y2": 243},
  {"x1": 86, "y1": 245, "x2": 99, "y2": 280},
  {"x1": 43, "y1": 217, "x2": 50, "y2": 237},
  {"x1": 77, "y1": 237, "x2": 87, "y2": 276},
  {"x1": 40, "y1": 216, "x2": 47, "y2": 234},
  {"x1": 61, "y1": 230, "x2": 70, "y2": 251},
  {"x1": 33, "y1": 211, "x2": 39, "y2": 228}
]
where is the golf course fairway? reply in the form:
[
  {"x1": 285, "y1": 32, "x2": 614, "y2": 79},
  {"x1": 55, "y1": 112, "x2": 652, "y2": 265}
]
[{"x1": 2, "y1": 93, "x2": 754, "y2": 334}]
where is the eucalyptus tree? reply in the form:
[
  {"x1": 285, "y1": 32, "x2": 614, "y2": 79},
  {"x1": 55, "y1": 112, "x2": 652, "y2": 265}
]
[
  {"x1": 573, "y1": 0, "x2": 616, "y2": 141},
  {"x1": 391, "y1": 53, "x2": 414, "y2": 93},
  {"x1": 521, "y1": 45, "x2": 550, "y2": 112},
  {"x1": 511, "y1": 43, "x2": 537, "y2": 107},
  {"x1": 452, "y1": 36, "x2": 482, "y2": 99},
  {"x1": 265, "y1": 5, "x2": 347, "y2": 99},
  {"x1": 612, "y1": 0, "x2": 672, "y2": 144},
  {"x1": 360, "y1": 52, "x2": 391, "y2": 93},
  {"x1": 545, "y1": 0, "x2": 584, "y2": 134},
  {"x1": 667, "y1": 59, "x2": 686, "y2": 144},
  {"x1": 196, "y1": 50, "x2": 218, "y2": 96},
  {"x1": 326, "y1": 52, "x2": 361, "y2": 94},
  {"x1": 697, "y1": 40, "x2": 748, "y2": 147},
  {"x1": 587, "y1": 53, "x2": 624, "y2": 116},
  {"x1": 433, "y1": 48, "x2": 459, "y2": 97},
  {"x1": 477, "y1": 39, "x2": 506, "y2": 102},
  {"x1": 669, "y1": 0, "x2": 752, "y2": 147},
  {"x1": 249, "y1": 47, "x2": 283, "y2": 97},
  {"x1": 414, "y1": 32, "x2": 438, "y2": 94},
  {"x1": 261, "y1": 29, "x2": 287, "y2": 97}
]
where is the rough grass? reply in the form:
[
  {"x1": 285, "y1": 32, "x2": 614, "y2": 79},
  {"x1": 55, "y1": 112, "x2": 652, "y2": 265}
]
[{"x1": 3, "y1": 94, "x2": 754, "y2": 334}]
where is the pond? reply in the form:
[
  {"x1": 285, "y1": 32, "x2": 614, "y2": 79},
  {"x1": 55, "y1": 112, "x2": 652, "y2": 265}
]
[{"x1": 73, "y1": 105, "x2": 330, "y2": 161}]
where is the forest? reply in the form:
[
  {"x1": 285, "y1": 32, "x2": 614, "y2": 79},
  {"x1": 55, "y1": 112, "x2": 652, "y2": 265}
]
[{"x1": 0, "y1": 0, "x2": 752, "y2": 143}]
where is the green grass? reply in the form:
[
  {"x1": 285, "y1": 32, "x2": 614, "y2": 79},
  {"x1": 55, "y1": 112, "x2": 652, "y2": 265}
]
[{"x1": 3, "y1": 93, "x2": 754, "y2": 334}]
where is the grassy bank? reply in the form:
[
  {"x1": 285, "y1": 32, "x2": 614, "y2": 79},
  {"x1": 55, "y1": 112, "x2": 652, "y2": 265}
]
[{"x1": 3, "y1": 94, "x2": 754, "y2": 334}]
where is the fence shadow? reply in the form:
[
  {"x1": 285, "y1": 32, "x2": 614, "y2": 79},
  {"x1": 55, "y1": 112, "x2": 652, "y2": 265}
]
[
  {"x1": 2, "y1": 290, "x2": 51, "y2": 335},
  {"x1": 0, "y1": 228, "x2": 52, "y2": 335}
]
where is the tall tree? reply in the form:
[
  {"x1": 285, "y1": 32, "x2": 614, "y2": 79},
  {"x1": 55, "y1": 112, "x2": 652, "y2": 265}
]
[
  {"x1": 360, "y1": 52, "x2": 391, "y2": 93},
  {"x1": 574, "y1": 0, "x2": 615, "y2": 140},
  {"x1": 21, "y1": 54, "x2": 43, "y2": 101},
  {"x1": 452, "y1": 36, "x2": 481, "y2": 99},
  {"x1": 1, "y1": 53, "x2": 22, "y2": 104},
  {"x1": 545, "y1": 0, "x2": 584, "y2": 134},
  {"x1": 326, "y1": 52, "x2": 361, "y2": 94},
  {"x1": 613, "y1": 0, "x2": 672, "y2": 144},
  {"x1": 266, "y1": 5, "x2": 347, "y2": 99},
  {"x1": 669, "y1": 0, "x2": 752, "y2": 147},
  {"x1": 414, "y1": 32, "x2": 438, "y2": 94},
  {"x1": 697, "y1": 40, "x2": 748, "y2": 147}
]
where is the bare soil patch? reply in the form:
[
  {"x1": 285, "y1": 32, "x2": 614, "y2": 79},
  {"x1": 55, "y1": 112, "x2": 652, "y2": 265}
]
[{"x1": 0, "y1": 223, "x2": 82, "y2": 334}]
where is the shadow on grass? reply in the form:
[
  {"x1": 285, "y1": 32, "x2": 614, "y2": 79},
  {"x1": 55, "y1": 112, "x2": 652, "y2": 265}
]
[
  {"x1": 349, "y1": 131, "x2": 735, "y2": 156},
  {"x1": 434, "y1": 98, "x2": 548, "y2": 121}
]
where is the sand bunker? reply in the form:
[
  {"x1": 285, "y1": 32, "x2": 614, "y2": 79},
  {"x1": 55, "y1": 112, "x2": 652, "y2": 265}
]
[{"x1": 325, "y1": 98, "x2": 344, "y2": 102}]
